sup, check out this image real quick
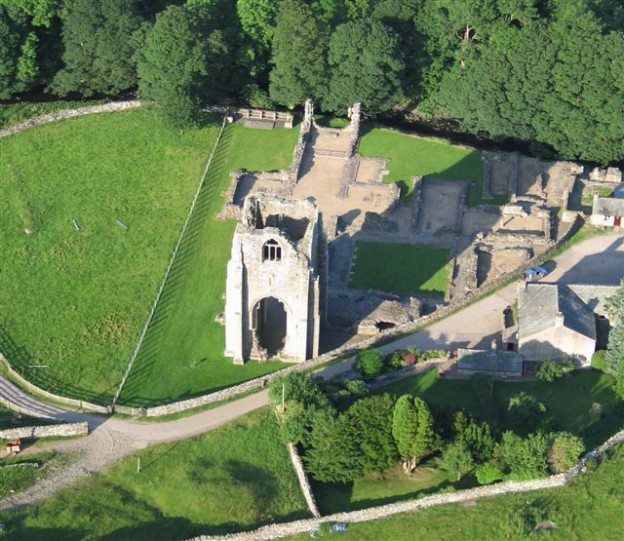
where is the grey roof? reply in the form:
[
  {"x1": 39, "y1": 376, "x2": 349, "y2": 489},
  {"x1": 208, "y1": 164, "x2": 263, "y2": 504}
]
[
  {"x1": 518, "y1": 283, "x2": 596, "y2": 340},
  {"x1": 457, "y1": 349, "x2": 524, "y2": 373},
  {"x1": 614, "y1": 184, "x2": 624, "y2": 198},
  {"x1": 593, "y1": 196, "x2": 624, "y2": 217},
  {"x1": 567, "y1": 285, "x2": 619, "y2": 316}
]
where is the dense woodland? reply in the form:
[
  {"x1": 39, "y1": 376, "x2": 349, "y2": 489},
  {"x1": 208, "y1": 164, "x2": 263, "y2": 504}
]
[{"x1": 1, "y1": 0, "x2": 624, "y2": 162}]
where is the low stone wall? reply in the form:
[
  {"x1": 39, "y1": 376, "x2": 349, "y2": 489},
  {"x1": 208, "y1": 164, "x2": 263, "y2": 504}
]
[
  {"x1": 0, "y1": 421, "x2": 88, "y2": 440},
  {"x1": 0, "y1": 355, "x2": 111, "y2": 414},
  {"x1": 287, "y1": 443, "x2": 320, "y2": 518},
  {"x1": 190, "y1": 428, "x2": 624, "y2": 541},
  {"x1": 0, "y1": 101, "x2": 141, "y2": 139}
]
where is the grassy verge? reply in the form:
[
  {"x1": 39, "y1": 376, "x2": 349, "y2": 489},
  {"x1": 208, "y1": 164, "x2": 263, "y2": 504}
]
[
  {"x1": 358, "y1": 128, "x2": 501, "y2": 206},
  {"x1": 0, "y1": 100, "x2": 104, "y2": 129},
  {"x1": 0, "y1": 109, "x2": 221, "y2": 404},
  {"x1": 0, "y1": 452, "x2": 56, "y2": 499},
  {"x1": 349, "y1": 242, "x2": 451, "y2": 296},
  {"x1": 0, "y1": 410, "x2": 308, "y2": 540},
  {"x1": 292, "y1": 443, "x2": 624, "y2": 540},
  {"x1": 118, "y1": 124, "x2": 299, "y2": 407}
]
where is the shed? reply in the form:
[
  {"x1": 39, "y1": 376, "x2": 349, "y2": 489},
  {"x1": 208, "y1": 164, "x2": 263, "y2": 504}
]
[{"x1": 457, "y1": 349, "x2": 524, "y2": 378}]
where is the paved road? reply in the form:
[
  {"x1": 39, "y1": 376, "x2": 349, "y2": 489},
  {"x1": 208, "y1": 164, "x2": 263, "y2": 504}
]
[{"x1": 0, "y1": 231, "x2": 622, "y2": 510}]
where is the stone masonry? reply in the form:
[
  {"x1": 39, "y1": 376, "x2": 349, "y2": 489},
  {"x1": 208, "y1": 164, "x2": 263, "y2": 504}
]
[{"x1": 224, "y1": 195, "x2": 322, "y2": 363}]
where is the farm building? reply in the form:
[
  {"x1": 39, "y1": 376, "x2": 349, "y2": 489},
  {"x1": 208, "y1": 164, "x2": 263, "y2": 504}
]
[{"x1": 590, "y1": 195, "x2": 624, "y2": 228}]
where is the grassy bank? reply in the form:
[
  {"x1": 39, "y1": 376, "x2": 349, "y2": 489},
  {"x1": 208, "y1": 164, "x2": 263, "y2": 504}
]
[
  {"x1": 0, "y1": 100, "x2": 103, "y2": 129},
  {"x1": 118, "y1": 123, "x2": 299, "y2": 407},
  {"x1": 0, "y1": 109, "x2": 220, "y2": 403}
]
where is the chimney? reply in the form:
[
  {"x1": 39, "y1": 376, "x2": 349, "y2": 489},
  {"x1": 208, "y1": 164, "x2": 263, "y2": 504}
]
[{"x1": 555, "y1": 312, "x2": 564, "y2": 327}]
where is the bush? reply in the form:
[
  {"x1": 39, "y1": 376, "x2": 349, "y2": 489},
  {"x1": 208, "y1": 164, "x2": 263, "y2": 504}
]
[
  {"x1": 385, "y1": 351, "x2": 405, "y2": 370},
  {"x1": 354, "y1": 348, "x2": 385, "y2": 377},
  {"x1": 420, "y1": 349, "x2": 447, "y2": 361},
  {"x1": 548, "y1": 432, "x2": 585, "y2": 473},
  {"x1": 591, "y1": 350, "x2": 608, "y2": 372},
  {"x1": 494, "y1": 431, "x2": 550, "y2": 480},
  {"x1": 438, "y1": 440, "x2": 474, "y2": 481},
  {"x1": 537, "y1": 359, "x2": 574, "y2": 382},
  {"x1": 475, "y1": 461, "x2": 504, "y2": 485}
]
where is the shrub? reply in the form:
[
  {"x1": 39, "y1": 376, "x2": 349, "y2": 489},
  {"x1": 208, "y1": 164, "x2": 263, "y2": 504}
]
[
  {"x1": 475, "y1": 461, "x2": 504, "y2": 485},
  {"x1": 591, "y1": 350, "x2": 607, "y2": 372},
  {"x1": 548, "y1": 432, "x2": 585, "y2": 473},
  {"x1": 403, "y1": 352, "x2": 418, "y2": 366},
  {"x1": 385, "y1": 351, "x2": 404, "y2": 370},
  {"x1": 354, "y1": 348, "x2": 385, "y2": 377},
  {"x1": 494, "y1": 431, "x2": 550, "y2": 480},
  {"x1": 537, "y1": 359, "x2": 574, "y2": 382},
  {"x1": 420, "y1": 349, "x2": 447, "y2": 361},
  {"x1": 453, "y1": 412, "x2": 495, "y2": 462},
  {"x1": 438, "y1": 440, "x2": 474, "y2": 481}
]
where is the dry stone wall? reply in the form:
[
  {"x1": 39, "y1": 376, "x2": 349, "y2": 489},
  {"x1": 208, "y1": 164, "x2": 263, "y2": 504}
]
[
  {"x1": 0, "y1": 421, "x2": 88, "y2": 440},
  {"x1": 287, "y1": 443, "x2": 320, "y2": 518},
  {"x1": 190, "y1": 428, "x2": 624, "y2": 541},
  {"x1": 0, "y1": 101, "x2": 141, "y2": 139}
]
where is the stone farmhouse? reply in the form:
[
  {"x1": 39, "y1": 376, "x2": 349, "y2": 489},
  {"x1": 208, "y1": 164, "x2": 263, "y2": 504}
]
[
  {"x1": 507, "y1": 283, "x2": 618, "y2": 366},
  {"x1": 224, "y1": 195, "x2": 322, "y2": 363},
  {"x1": 591, "y1": 195, "x2": 624, "y2": 228}
]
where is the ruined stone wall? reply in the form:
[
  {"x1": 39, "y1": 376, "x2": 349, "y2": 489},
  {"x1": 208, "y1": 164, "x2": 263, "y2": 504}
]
[
  {"x1": 0, "y1": 421, "x2": 88, "y2": 440},
  {"x1": 288, "y1": 99, "x2": 314, "y2": 183}
]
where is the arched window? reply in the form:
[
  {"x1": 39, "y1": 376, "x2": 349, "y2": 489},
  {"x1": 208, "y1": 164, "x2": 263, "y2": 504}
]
[{"x1": 262, "y1": 239, "x2": 282, "y2": 261}]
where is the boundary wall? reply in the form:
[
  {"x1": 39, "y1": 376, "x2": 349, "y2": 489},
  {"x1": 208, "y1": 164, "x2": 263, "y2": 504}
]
[{"x1": 0, "y1": 421, "x2": 88, "y2": 440}]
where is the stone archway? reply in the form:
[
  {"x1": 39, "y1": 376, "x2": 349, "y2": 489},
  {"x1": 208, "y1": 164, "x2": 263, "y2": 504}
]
[{"x1": 252, "y1": 297, "x2": 288, "y2": 357}]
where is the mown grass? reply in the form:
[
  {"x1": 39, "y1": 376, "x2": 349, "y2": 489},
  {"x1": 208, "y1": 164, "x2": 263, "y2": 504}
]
[
  {"x1": 314, "y1": 368, "x2": 622, "y2": 513},
  {"x1": 0, "y1": 109, "x2": 220, "y2": 403},
  {"x1": 349, "y1": 242, "x2": 451, "y2": 296},
  {"x1": 359, "y1": 128, "x2": 501, "y2": 206},
  {"x1": 118, "y1": 123, "x2": 299, "y2": 407},
  {"x1": 292, "y1": 443, "x2": 624, "y2": 541},
  {"x1": 0, "y1": 410, "x2": 308, "y2": 540},
  {"x1": 0, "y1": 100, "x2": 103, "y2": 129}
]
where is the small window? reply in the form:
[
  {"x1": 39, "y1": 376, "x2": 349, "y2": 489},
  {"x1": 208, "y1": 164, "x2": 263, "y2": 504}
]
[{"x1": 262, "y1": 239, "x2": 281, "y2": 261}]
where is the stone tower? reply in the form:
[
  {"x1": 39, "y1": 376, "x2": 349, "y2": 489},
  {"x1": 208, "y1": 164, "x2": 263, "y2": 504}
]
[{"x1": 224, "y1": 194, "x2": 321, "y2": 364}]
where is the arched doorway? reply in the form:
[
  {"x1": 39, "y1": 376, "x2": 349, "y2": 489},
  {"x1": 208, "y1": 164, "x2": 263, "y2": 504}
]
[{"x1": 252, "y1": 297, "x2": 287, "y2": 357}]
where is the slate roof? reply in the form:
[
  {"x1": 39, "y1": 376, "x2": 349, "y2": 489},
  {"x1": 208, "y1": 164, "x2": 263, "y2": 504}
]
[
  {"x1": 457, "y1": 349, "x2": 524, "y2": 374},
  {"x1": 593, "y1": 196, "x2": 624, "y2": 217},
  {"x1": 518, "y1": 283, "x2": 596, "y2": 340}
]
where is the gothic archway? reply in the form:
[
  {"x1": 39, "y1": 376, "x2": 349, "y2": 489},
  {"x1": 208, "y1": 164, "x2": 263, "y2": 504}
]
[{"x1": 252, "y1": 297, "x2": 287, "y2": 357}]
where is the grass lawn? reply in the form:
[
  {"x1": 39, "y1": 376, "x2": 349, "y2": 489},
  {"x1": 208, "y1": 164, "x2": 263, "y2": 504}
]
[
  {"x1": 292, "y1": 443, "x2": 624, "y2": 541},
  {"x1": 359, "y1": 128, "x2": 502, "y2": 206},
  {"x1": 314, "y1": 368, "x2": 622, "y2": 514},
  {"x1": 314, "y1": 466, "x2": 453, "y2": 515},
  {"x1": 0, "y1": 100, "x2": 102, "y2": 129},
  {"x1": 382, "y1": 368, "x2": 623, "y2": 449},
  {"x1": 0, "y1": 109, "x2": 221, "y2": 404},
  {"x1": 0, "y1": 410, "x2": 308, "y2": 540},
  {"x1": 349, "y1": 242, "x2": 451, "y2": 297},
  {"x1": 118, "y1": 123, "x2": 299, "y2": 407}
]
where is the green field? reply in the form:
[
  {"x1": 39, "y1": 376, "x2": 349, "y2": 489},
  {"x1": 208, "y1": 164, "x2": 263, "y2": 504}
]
[
  {"x1": 293, "y1": 443, "x2": 624, "y2": 541},
  {"x1": 118, "y1": 123, "x2": 299, "y2": 406},
  {"x1": 0, "y1": 109, "x2": 221, "y2": 403},
  {"x1": 0, "y1": 406, "x2": 55, "y2": 430},
  {"x1": 349, "y1": 242, "x2": 451, "y2": 296},
  {"x1": 313, "y1": 368, "x2": 622, "y2": 513},
  {"x1": 359, "y1": 128, "x2": 500, "y2": 205},
  {"x1": 0, "y1": 411, "x2": 307, "y2": 540}
]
